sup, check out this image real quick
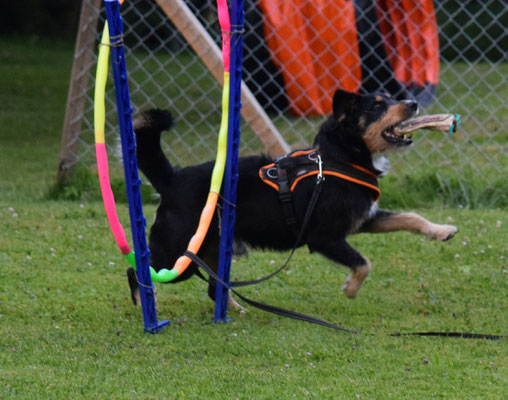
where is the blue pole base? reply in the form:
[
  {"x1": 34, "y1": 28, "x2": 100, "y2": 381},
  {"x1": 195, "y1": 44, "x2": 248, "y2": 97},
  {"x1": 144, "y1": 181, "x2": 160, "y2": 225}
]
[
  {"x1": 214, "y1": 317, "x2": 235, "y2": 324},
  {"x1": 144, "y1": 319, "x2": 171, "y2": 334}
]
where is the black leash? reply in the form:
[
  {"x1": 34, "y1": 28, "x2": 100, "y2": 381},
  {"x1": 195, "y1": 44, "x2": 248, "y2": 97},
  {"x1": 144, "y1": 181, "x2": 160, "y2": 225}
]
[
  {"x1": 185, "y1": 156, "x2": 504, "y2": 340},
  {"x1": 189, "y1": 162, "x2": 358, "y2": 333},
  {"x1": 231, "y1": 166, "x2": 324, "y2": 288},
  {"x1": 188, "y1": 250, "x2": 504, "y2": 340},
  {"x1": 185, "y1": 250, "x2": 356, "y2": 333},
  {"x1": 391, "y1": 332, "x2": 504, "y2": 340}
]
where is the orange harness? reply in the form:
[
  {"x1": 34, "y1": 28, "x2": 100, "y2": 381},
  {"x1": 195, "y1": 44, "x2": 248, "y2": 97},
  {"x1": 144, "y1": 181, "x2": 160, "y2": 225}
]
[
  {"x1": 259, "y1": 149, "x2": 380, "y2": 198},
  {"x1": 259, "y1": 149, "x2": 380, "y2": 229}
]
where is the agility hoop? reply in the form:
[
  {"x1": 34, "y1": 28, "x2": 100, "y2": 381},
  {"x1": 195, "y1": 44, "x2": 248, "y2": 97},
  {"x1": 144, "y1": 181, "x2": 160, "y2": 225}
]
[
  {"x1": 94, "y1": 0, "x2": 233, "y2": 283},
  {"x1": 169, "y1": 0, "x2": 232, "y2": 278}
]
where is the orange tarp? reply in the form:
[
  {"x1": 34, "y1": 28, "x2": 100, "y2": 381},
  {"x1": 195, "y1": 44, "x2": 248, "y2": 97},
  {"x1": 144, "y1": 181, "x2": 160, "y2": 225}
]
[
  {"x1": 258, "y1": 0, "x2": 439, "y2": 116},
  {"x1": 258, "y1": 0, "x2": 361, "y2": 116},
  {"x1": 377, "y1": 0, "x2": 439, "y2": 87}
]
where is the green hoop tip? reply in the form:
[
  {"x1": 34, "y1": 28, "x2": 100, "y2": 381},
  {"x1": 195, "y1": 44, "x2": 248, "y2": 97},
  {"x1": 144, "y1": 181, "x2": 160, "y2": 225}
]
[{"x1": 124, "y1": 252, "x2": 179, "y2": 283}]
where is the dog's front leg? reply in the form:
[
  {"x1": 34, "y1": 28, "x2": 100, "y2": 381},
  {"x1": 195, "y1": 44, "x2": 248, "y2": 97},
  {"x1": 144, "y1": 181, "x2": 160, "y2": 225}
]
[
  {"x1": 309, "y1": 239, "x2": 371, "y2": 299},
  {"x1": 360, "y1": 210, "x2": 457, "y2": 241}
]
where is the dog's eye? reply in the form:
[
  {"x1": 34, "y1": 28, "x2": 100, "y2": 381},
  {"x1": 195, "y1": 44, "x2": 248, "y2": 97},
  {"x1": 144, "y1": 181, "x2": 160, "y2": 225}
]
[{"x1": 371, "y1": 103, "x2": 382, "y2": 111}]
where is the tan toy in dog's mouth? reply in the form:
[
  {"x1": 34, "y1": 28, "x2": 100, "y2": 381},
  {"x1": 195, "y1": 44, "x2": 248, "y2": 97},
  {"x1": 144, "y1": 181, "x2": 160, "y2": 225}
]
[{"x1": 395, "y1": 113, "x2": 460, "y2": 136}]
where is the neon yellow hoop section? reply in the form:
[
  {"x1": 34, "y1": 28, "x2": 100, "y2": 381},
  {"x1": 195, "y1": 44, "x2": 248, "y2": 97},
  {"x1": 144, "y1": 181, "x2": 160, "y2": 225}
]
[{"x1": 94, "y1": 23, "x2": 110, "y2": 144}]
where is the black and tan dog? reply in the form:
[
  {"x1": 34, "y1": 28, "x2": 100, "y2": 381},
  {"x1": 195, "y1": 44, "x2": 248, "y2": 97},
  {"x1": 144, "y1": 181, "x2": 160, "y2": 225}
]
[{"x1": 127, "y1": 89, "x2": 457, "y2": 307}]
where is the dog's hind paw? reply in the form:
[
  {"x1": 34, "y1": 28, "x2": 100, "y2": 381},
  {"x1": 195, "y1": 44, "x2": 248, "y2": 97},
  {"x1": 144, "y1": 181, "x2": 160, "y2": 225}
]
[
  {"x1": 428, "y1": 224, "x2": 458, "y2": 241},
  {"x1": 342, "y1": 261, "x2": 371, "y2": 299},
  {"x1": 227, "y1": 291, "x2": 245, "y2": 311}
]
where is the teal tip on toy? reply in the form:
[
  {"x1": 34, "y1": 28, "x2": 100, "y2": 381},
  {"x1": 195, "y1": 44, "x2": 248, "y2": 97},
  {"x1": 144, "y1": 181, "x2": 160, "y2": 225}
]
[{"x1": 450, "y1": 114, "x2": 461, "y2": 135}]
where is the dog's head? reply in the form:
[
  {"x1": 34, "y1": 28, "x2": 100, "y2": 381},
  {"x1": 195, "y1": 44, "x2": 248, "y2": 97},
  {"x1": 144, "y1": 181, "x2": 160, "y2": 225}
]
[{"x1": 325, "y1": 89, "x2": 419, "y2": 154}]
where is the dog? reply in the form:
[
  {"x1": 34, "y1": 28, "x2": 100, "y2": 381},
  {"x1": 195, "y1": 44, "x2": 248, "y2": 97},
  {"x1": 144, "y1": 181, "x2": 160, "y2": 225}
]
[{"x1": 127, "y1": 89, "x2": 457, "y2": 307}]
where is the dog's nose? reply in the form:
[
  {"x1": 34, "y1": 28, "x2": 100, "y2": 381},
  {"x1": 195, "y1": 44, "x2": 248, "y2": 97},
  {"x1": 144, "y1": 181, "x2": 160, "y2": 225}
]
[{"x1": 402, "y1": 100, "x2": 418, "y2": 113}]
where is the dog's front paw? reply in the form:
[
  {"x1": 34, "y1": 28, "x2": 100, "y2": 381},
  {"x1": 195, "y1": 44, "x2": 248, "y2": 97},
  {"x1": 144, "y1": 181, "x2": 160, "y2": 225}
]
[
  {"x1": 342, "y1": 261, "x2": 371, "y2": 299},
  {"x1": 428, "y1": 224, "x2": 458, "y2": 241}
]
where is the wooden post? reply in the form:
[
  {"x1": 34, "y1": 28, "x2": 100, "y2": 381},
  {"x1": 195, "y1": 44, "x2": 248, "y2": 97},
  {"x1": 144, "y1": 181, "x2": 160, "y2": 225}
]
[
  {"x1": 155, "y1": 0, "x2": 290, "y2": 157},
  {"x1": 57, "y1": 0, "x2": 103, "y2": 182}
]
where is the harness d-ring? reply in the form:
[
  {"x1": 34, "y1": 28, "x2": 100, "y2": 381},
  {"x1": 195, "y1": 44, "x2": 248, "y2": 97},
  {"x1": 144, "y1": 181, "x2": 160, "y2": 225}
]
[
  {"x1": 307, "y1": 151, "x2": 319, "y2": 162},
  {"x1": 266, "y1": 167, "x2": 278, "y2": 179}
]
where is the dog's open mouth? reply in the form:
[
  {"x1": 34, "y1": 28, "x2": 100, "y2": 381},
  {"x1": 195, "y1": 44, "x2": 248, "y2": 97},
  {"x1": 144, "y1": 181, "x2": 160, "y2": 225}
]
[
  {"x1": 384, "y1": 114, "x2": 460, "y2": 146},
  {"x1": 382, "y1": 123, "x2": 413, "y2": 146}
]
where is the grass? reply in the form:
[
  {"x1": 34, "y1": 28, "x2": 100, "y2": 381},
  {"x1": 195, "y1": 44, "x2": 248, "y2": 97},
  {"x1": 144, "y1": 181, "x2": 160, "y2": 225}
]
[
  {"x1": 1, "y1": 202, "x2": 507, "y2": 399},
  {"x1": 0, "y1": 36, "x2": 507, "y2": 399}
]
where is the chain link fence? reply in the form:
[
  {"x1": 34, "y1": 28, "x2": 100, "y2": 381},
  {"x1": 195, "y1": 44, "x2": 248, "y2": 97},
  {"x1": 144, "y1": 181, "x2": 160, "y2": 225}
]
[{"x1": 60, "y1": 0, "x2": 507, "y2": 191}]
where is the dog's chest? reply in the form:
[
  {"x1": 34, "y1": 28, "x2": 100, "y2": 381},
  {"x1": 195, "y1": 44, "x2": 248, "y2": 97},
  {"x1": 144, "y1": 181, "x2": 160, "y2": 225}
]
[{"x1": 350, "y1": 201, "x2": 378, "y2": 234}]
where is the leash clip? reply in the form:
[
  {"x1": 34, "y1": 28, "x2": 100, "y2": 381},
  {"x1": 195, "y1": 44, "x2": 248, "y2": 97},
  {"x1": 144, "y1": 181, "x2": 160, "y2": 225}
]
[{"x1": 316, "y1": 154, "x2": 324, "y2": 183}]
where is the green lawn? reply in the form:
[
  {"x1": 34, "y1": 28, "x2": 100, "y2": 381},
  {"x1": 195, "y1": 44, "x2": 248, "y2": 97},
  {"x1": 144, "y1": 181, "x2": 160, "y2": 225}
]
[{"x1": 0, "y1": 36, "x2": 506, "y2": 399}]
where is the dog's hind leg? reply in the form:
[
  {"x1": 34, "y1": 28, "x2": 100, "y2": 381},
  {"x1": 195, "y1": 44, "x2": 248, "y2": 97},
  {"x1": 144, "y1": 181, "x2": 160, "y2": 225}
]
[
  {"x1": 207, "y1": 278, "x2": 243, "y2": 311},
  {"x1": 126, "y1": 267, "x2": 141, "y2": 306},
  {"x1": 203, "y1": 249, "x2": 243, "y2": 311},
  {"x1": 360, "y1": 210, "x2": 457, "y2": 241},
  {"x1": 309, "y1": 239, "x2": 371, "y2": 299},
  {"x1": 342, "y1": 259, "x2": 371, "y2": 299}
]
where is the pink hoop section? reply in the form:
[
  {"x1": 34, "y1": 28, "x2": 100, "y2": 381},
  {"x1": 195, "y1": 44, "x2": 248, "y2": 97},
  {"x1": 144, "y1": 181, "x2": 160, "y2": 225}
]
[
  {"x1": 217, "y1": 0, "x2": 231, "y2": 72},
  {"x1": 95, "y1": 142, "x2": 131, "y2": 255}
]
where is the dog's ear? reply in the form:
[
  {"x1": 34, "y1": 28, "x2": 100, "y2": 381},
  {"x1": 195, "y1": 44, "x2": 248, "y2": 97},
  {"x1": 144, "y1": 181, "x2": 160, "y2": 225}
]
[{"x1": 332, "y1": 90, "x2": 358, "y2": 122}]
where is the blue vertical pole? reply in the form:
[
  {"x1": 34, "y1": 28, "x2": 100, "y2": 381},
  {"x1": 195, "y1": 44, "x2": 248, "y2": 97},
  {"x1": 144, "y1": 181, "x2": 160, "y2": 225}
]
[
  {"x1": 104, "y1": 0, "x2": 169, "y2": 333},
  {"x1": 214, "y1": 0, "x2": 245, "y2": 322}
]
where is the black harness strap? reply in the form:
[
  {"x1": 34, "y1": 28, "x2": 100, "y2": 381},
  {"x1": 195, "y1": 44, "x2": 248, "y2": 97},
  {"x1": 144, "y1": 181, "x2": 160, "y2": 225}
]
[{"x1": 276, "y1": 166, "x2": 298, "y2": 229}]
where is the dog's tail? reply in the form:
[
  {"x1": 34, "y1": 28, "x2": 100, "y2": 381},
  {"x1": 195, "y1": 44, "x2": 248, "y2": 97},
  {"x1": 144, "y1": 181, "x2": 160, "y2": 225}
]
[{"x1": 134, "y1": 109, "x2": 174, "y2": 194}]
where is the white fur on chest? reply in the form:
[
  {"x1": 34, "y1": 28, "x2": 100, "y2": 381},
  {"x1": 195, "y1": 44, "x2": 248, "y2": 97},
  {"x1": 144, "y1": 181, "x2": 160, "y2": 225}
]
[
  {"x1": 372, "y1": 155, "x2": 390, "y2": 176},
  {"x1": 350, "y1": 200, "x2": 379, "y2": 234},
  {"x1": 347, "y1": 156, "x2": 385, "y2": 233},
  {"x1": 367, "y1": 201, "x2": 379, "y2": 219}
]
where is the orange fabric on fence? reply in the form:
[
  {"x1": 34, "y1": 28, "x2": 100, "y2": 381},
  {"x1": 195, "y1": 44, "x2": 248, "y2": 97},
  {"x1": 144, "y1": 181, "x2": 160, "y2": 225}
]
[
  {"x1": 258, "y1": 0, "x2": 361, "y2": 116},
  {"x1": 377, "y1": 0, "x2": 439, "y2": 87},
  {"x1": 257, "y1": 0, "x2": 439, "y2": 116}
]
